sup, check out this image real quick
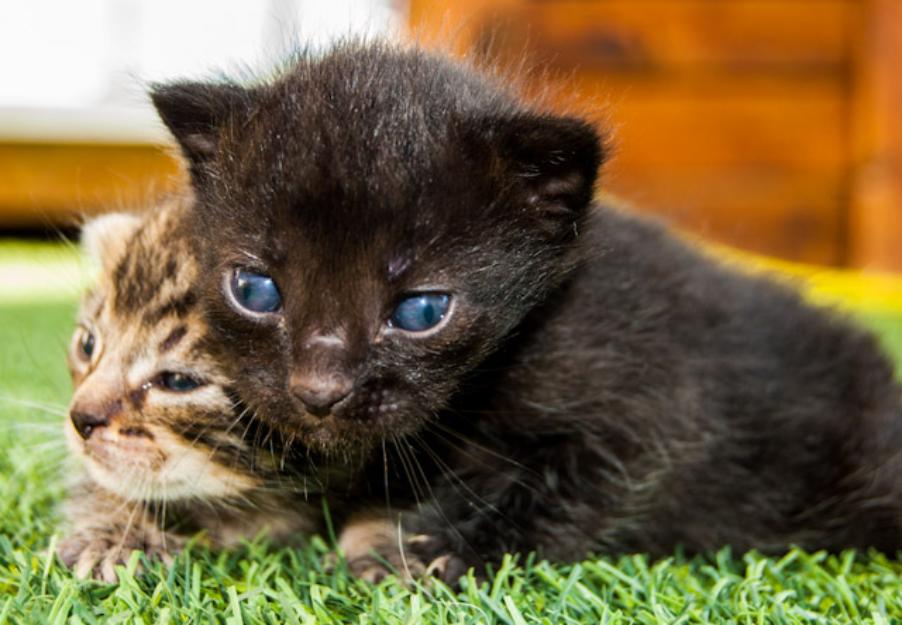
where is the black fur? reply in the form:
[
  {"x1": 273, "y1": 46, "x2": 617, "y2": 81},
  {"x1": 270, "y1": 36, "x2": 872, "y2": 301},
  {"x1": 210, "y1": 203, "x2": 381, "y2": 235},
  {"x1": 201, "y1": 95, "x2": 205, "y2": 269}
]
[{"x1": 151, "y1": 41, "x2": 902, "y2": 577}]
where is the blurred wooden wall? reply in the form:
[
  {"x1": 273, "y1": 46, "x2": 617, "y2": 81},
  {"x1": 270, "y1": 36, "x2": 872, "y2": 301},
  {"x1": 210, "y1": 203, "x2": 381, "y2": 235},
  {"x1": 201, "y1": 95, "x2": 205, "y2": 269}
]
[
  {"x1": 0, "y1": 143, "x2": 181, "y2": 227},
  {"x1": 411, "y1": 0, "x2": 902, "y2": 271},
  {"x1": 0, "y1": 0, "x2": 897, "y2": 271}
]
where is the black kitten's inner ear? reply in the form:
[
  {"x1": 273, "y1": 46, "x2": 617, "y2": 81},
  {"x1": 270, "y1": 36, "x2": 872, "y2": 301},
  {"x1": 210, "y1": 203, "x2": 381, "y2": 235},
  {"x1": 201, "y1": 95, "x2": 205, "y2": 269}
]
[
  {"x1": 470, "y1": 113, "x2": 604, "y2": 229},
  {"x1": 501, "y1": 113, "x2": 604, "y2": 212},
  {"x1": 149, "y1": 81, "x2": 249, "y2": 167}
]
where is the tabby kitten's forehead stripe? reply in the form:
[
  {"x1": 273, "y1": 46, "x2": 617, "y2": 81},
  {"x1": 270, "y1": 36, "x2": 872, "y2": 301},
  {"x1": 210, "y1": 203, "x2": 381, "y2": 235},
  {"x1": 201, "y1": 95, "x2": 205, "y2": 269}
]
[
  {"x1": 143, "y1": 290, "x2": 199, "y2": 326},
  {"x1": 159, "y1": 325, "x2": 188, "y2": 353},
  {"x1": 109, "y1": 207, "x2": 199, "y2": 320}
]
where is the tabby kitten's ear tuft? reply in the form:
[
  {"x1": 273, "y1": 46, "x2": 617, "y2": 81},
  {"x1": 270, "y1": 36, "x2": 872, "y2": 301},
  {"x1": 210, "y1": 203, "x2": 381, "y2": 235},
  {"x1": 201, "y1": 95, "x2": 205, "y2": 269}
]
[
  {"x1": 473, "y1": 113, "x2": 604, "y2": 236},
  {"x1": 80, "y1": 212, "x2": 142, "y2": 269},
  {"x1": 150, "y1": 81, "x2": 249, "y2": 169}
]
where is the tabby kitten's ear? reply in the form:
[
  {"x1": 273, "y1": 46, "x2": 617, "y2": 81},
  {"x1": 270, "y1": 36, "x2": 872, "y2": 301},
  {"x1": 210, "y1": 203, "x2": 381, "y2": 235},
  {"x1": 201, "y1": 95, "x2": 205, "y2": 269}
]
[
  {"x1": 150, "y1": 82, "x2": 249, "y2": 172},
  {"x1": 472, "y1": 113, "x2": 604, "y2": 237},
  {"x1": 80, "y1": 212, "x2": 143, "y2": 271}
]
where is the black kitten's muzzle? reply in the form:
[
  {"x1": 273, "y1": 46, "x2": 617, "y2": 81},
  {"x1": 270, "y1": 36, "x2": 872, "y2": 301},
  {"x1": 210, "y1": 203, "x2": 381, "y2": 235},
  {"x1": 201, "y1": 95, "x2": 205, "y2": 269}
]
[{"x1": 289, "y1": 370, "x2": 353, "y2": 417}]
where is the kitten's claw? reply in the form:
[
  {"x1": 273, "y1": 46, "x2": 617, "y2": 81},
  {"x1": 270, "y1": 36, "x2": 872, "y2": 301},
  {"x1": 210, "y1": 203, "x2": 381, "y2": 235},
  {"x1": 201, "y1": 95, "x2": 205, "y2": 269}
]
[
  {"x1": 425, "y1": 553, "x2": 468, "y2": 584},
  {"x1": 425, "y1": 554, "x2": 451, "y2": 577}
]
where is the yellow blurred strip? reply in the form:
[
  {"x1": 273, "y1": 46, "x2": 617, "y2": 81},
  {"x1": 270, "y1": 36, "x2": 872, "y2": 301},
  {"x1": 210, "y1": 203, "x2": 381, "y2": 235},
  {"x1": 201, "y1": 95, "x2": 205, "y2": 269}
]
[
  {"x1": 600, "y1": 195, "x2": 902, "y2": 315},
  {"x1": 704, "y1": 242, "x2": 902, "y2": 315}
]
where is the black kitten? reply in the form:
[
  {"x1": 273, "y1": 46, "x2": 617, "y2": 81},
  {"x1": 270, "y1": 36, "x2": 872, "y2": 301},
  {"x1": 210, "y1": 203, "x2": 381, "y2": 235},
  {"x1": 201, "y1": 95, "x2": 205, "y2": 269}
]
[{"x1": 150, "y1": 41, "x2": 902, "y2": 580}]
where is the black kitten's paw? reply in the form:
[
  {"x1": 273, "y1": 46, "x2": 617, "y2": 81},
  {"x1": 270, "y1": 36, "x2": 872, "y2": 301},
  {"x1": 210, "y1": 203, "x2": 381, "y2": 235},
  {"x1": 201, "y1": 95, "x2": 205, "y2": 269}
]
[
  {"x1": 344, "y1": 537, "x2": 467, "y2": 585},
  {"x1": 338, "y1": 515, "x2": 468, "y2": 585},
  {"x1": 58, "y1": 525, "x2": 181, "y2": 582},
  {"x1": 346, "y1": 551, "x2": 423, "y2": 584},
  {"x1": 405, "y1": 534, "x2": 469, "y2": 585}
]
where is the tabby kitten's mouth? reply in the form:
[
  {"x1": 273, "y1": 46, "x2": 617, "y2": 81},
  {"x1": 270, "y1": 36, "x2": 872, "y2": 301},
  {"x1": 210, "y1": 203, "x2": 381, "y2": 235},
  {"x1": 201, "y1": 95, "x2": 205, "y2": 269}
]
[
  {"x1": 67, "y1": 417, "x2": 261, "y2": 501},
  {"x1": 67, "y1": 419, "x2": 163, "y2": 465},
  {"x1": 84, "y1": 433, "x2": 164, "y2": 467}
]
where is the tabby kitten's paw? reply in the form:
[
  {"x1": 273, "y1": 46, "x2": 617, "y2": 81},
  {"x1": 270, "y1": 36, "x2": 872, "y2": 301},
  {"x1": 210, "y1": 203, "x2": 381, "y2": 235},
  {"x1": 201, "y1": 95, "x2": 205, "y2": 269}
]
[{"x1": 58, "y1": 525, "x2": 181, "y2": 582}]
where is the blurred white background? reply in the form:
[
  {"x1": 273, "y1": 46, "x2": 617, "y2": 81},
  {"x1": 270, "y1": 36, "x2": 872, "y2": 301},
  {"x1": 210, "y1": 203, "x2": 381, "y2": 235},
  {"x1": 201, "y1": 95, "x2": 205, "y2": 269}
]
[{"x1": 0, "y1": 0, "x2": 403, "y2": 141}]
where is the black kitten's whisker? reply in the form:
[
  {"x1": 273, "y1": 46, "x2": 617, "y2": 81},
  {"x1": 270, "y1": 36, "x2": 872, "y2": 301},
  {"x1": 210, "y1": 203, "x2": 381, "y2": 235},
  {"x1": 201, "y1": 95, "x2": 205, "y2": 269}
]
[
  {"x1": 424, "y1": 422, "x2": 543, "y2": 496},
  {"x1": 381, "y1": 436, "x2": 391, "y2": 513},
  {"x1": 429, "y1": 419, "x2": 541, "y2": 479},
  {"x1": 390, "y1": 434, "x2": 424, "y2": 510},
  {"x1": 411, "y1": 431, "x2": 504, "y2": 519},
  {"x1": 404, "y1": 433, "x2": 479, "y2": 556}
]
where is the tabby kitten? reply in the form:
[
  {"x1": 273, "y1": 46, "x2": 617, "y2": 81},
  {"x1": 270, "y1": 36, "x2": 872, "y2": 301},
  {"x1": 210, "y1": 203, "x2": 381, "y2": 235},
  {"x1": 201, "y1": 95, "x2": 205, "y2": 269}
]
[
  {"x1": 150, "y1": 41, "x2": 902, "y2": 581},
  {"x1": 59, "y1": 200, "x2": 322, "y2": 581}
]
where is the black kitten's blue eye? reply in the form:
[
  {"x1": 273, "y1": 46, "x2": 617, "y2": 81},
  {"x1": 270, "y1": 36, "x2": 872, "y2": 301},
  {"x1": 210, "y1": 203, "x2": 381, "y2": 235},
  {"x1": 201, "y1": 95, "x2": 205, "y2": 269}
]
[
  {"x1": 390, "y1": 293, "x2": 451, "y2": 333},
  {"x1": 230, "y1": 269, "x2": 282, "y2": 314},
  {"x1": 159, "y1": 372, "x2": 202, "y2": 392}
]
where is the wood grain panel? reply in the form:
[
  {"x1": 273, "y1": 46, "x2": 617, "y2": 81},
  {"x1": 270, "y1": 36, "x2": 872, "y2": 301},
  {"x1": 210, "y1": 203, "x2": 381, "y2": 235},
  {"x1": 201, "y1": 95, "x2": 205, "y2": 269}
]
[
  {"x1": 606, "y1": 168, "x2": 845, "y2": 265},
  {"x1": 408, "y1": 0, "x2": 519, "y2": 52},
  {"x1": 552, "y1": 74, "x2": 848, "y2": 172},
  {"x1": 850, "y1": 0, "x2": 902, "y2": 272},
  {"x1": 567, "y1": 74, "x2": 848, "y2": 263},
  {"x1": 0, "y1": 142, "x2": 182, "y2": 226},
  {"x1": 502, "y1": 0, "x2": 855, "y2": 72}
]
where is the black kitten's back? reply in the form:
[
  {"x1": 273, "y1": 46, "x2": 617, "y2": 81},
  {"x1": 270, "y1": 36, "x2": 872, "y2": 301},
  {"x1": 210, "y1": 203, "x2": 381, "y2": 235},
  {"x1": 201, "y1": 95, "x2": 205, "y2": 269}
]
[{"x1": 430, "y1": 203, "x2": 902, "y2": 560}]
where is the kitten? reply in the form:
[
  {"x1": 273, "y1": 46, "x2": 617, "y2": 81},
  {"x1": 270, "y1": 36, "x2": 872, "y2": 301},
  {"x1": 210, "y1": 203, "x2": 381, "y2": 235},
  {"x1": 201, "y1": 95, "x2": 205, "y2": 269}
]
[
  {"x1": 149, "y1": 41, "x2": 902, "y2": 581},
  {"x1": 59, "y1": 199, "x2": 322, "y2": 581}
]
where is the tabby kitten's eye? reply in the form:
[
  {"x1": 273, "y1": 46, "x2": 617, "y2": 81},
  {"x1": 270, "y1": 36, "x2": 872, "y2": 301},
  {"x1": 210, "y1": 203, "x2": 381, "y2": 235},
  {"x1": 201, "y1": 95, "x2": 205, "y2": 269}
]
[
  {"x1": 74, "y1": 327, "x2": 96, "y2": 362},
  {"x1": 158, "y1": 372, "x2": 203, "y2": 392},
  {"x1": 389, "y1": 293, "x2": 451, "y2": 333},
  {"x1": 228, "y1": 269, "x2": 282, "y2": 315}
]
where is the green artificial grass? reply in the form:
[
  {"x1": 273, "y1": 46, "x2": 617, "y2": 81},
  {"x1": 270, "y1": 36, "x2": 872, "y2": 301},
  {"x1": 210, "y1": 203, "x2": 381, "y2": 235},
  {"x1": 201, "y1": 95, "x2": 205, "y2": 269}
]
[{"x1": 1, "y1": 261, "x2": 901, "y2": 623}]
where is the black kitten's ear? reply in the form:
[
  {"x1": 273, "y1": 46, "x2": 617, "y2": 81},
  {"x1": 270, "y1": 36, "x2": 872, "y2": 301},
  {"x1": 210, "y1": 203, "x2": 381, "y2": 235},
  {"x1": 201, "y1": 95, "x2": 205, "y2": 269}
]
[
  {"x1": 473, "y1": 113, "x2": 604, "y2": 233},
  {"x1": 150, "y1": 81, "x2": 249, "y2": 168},
  {"x1": 499, "y1": 113, "x2": 603, "y2": 213}
]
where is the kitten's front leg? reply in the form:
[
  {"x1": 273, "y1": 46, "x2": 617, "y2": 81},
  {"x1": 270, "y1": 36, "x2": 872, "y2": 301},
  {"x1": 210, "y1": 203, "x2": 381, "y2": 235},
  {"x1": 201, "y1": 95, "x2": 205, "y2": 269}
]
[
  {"x1": 338, "y1": 510, "x2": 467, "y2": 584},
  {"x1": 57, "y1": 482, "x2": 183, "y2": 582}
]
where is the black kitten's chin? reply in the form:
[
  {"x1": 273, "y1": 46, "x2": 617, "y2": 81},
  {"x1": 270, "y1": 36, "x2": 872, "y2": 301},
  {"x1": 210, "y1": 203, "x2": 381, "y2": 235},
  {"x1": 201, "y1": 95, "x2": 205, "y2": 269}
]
[{"x1": 288, "y1": 396, "x2": 425, "y2": 456}]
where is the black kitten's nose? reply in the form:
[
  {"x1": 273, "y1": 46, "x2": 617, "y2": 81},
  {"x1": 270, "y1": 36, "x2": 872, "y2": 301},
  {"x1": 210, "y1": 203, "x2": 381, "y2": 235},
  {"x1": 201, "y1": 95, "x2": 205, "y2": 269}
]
[
  {"x1": 290, "y1": 373, "x2": 352, "y2": 417},
  {"x1": 70, "y1": 410, "x2": 110, "y2": 440}
]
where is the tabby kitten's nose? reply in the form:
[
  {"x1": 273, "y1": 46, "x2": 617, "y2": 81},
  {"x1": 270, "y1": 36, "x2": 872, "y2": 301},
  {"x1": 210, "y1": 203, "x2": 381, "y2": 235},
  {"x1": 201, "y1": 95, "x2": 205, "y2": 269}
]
[
  {"x1": 290, "y1": 372, "x2": 352, "y2": 417},
  {"x1": 70, "y1": 410, "x2": 110, "y2": 440}
]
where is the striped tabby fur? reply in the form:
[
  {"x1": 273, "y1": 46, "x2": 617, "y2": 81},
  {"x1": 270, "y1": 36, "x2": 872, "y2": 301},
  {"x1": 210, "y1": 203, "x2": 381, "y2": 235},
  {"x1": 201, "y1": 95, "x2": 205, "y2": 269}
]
[{"x1": 58, "y1": 199, "x2": 322, "y2": 581}]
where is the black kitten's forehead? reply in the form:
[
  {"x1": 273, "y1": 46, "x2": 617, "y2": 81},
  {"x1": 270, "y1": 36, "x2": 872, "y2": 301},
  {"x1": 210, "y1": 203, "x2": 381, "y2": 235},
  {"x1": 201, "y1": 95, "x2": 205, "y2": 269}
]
[
  {"x1": 255, "y1": 48, "x2": 496, "y2": 167},
  {"x1": 205, "y1": 49, "x2": 513, "y2": 240}
]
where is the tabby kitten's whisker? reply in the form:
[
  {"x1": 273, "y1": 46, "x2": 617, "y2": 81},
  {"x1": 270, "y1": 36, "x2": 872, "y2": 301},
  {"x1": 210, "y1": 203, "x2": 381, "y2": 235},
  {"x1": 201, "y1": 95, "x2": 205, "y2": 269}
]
[
  {"x1": 0, "y1": 394, "x2": 69, "y2": 418},
  {"x1": 0, "y1": 422, "x2": 65, "y2": 436}
]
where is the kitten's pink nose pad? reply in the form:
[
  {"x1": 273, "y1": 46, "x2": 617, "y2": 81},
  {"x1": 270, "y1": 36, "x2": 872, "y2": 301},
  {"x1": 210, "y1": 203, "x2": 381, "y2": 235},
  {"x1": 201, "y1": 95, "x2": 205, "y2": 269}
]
[
  {"x1": 70, "y1": 410, "x2": 110, "y2": 440},
  {"x1": 290, "y1": 372, "x2": 352, "y2": 417}
]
